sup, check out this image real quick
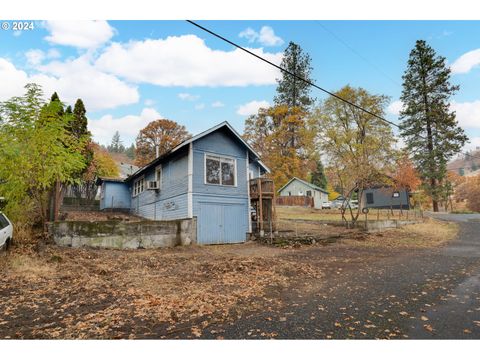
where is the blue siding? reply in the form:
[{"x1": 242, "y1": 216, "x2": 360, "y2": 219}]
[
  {"x1": 192, "y1": 129, "x2": 250, "y2": 244},
  {"x1": 194, "y1": 195, "x2": 249, "y2": 244},
  {"x1": 192, "y1": 129, "x2": 248, "y2": 197},
  {"x1": 129, "y1": 152, "x2": 189, "y2": 220},
  {"x1": 248, "y1": 161, "x2": 261, "y2": 179},
  {"x1": 100, "y1": 181, "x2": 130, "y2": 210},
  {"x1": 105, "y1": 125, "x2": 255, "y2": 245}
]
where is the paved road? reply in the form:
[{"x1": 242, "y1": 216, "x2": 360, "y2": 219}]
[{"x1": 200, "y1": 213, "x2": 480, "y2": 339}]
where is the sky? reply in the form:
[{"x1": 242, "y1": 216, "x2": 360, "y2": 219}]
[{"x1": 1, "y1": 20, "x2": 480, "y2": 151}]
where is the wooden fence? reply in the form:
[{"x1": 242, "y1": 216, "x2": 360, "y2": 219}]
[{"x1": 276, "y1": 196, "x2": 314, "y2": 207}]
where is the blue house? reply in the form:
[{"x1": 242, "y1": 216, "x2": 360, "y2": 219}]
[{"x1": 98, "y1": 122, "x2": 269, "y2": 245}]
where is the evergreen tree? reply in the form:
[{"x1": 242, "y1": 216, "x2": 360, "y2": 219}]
[
  {"x1": 399, "y1": 40, "x2": 468, "y2": 212},
  {"x1": 70, "y1": 99, "x2": 89, "y2": 140},
  {"x1": 310, "y1": 159, "x2": 328, "y2": 189},
  {"x1": 109, "y1": 131, "x2": 124, "y2": 153},
  {"x1": 274, "y1": 42, "x2": 314, "y2": 110},
  {"x1": 125, "y1": 143, "x2": 136, "y2": 160},
  {"x1": 49, "y1": 92, "x2": 64, "y2": 117}
]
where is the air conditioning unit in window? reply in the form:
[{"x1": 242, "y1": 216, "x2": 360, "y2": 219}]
[{"x1": 146, "y1": 181, "x2": 160, "y2": 190}]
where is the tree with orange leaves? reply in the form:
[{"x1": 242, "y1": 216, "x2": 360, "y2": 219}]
[
  {"x1": 135, "y1": 119, "x2": 190, "y2": 167},
  {"x1": 243, "y1": 105, "x2": 318, "y2": 190},
  {"x1": 390, "y1": 154, "x2": 421, "y2": 211}
]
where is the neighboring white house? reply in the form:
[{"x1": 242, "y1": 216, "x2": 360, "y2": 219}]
[{"x1": 277, "y1": 177, "x2": 329, "y2": 209}]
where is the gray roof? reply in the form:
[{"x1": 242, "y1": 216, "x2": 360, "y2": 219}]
[
  {"x1": 277, "y1": 177, "x2": 329, "y2": 194},
  {"x1": 117, "y1": 162, "x2": 139, "y2": 179}
]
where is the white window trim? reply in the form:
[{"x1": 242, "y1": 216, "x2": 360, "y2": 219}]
[
  {"x1": 204, "y1": 153, "x2": 237, "y2": 187},
  {"x1": 155, "y1": 165, "x2": 162, "y2": 190},
  {"x1": 132, "y1": 175, "x2": 145, "y2": 197}
]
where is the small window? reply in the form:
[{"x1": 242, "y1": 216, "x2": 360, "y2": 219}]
[
  {"x1": 366, "y1": 193, "x2": 374, "y2": 204},
  {"x1": 205, "y1": 154, "x2": 236, "y2": 186},
  {"x1": 133, "y1": 177, "x2": 145, "y2": 197},
  {"x1": 306, "y1": 190, "x2": 312, "y2": 197},
  {"x1": 288, "y1": 191, "x2": 291, "y2": 196},
  {"x1": 155, "y1": 166, "x2": 162, "y2": 189},
  {"x1": 392, "y1": 191, "x2": 400, "y2": 198},
  {"x1": 0, "y1": 214, "x2": 9, "y2": 230}
]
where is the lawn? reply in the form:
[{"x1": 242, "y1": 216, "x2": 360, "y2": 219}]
[{"x1": 276, "y1": 206, "x2": 423, "y2": 222}]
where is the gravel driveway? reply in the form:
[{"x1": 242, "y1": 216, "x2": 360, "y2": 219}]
[{"x1": 197, "y1": 213, "x2": 480, "y2": 339}]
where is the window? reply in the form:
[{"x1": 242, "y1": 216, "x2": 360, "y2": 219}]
[
  {"x1": 133, "y1": 176, "x2": 145, "y2": 197},
  {"x1": 155, "y1": 165, "x2": 162, "y2": 189},
  {"x1": 392, "y1": 191, "x2": 400, "y2": 198},
  {"x1": 205, "y1": 155, "x2": 236, "y2": 186},
  {"x1": 0, "y1": 214, "x2": 9, "y2": 230},
  {"x1": 366, "y1": 193, "x2": 374, "y2": 204},
  {"x1": 306, "y1": 190, "x2": 312, "y2": 197},
  {"x1": 288, "y1": 191, "x2": 291, "y2": 196}
]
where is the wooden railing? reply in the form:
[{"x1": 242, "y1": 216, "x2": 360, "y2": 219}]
[{"x1": 249, "y1": 178, "x2": 274, "y2": 199}]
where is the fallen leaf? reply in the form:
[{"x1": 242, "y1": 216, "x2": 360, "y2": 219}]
[
  {"x1": 421, "y1": 316, "x2": 429, "y2": 321},
  {"x1": 424, "y1": 324, "x2": 434, "y2": 332}
]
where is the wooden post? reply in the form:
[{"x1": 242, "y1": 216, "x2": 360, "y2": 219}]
[
  {"x1": 272, "y1": 182, "x2": 277, "y2": 234},
  {"x1": 258, "y1": 178, "x2": 263, "y2": 236}
]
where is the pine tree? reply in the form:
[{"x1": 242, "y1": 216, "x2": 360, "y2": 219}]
[
  {"x1": 274, "y1": 41, "x2": 314, "y2": 110},
  {"x1": 399, "y1": 40, "x2": 468, "y2": 212},
  {"x1": 70, "y1": 99, "x2": 89, "y2": 140},
  {"x1": 49, "y1": 92, "x2": 64, "y2": 117},
  {"x1": 125, "y1": 144, "x2": 136, "y2": 160},
  {"x1": 109, "y1": 131, "x2": 123, "y2": 153},
  {"x1": 310, "y1": 160, "x2": 328, "y2": 190}
]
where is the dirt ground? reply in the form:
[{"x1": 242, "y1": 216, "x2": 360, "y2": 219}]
[{"x1": 0, "y1": 218, "x2": 457, "y2": 339}]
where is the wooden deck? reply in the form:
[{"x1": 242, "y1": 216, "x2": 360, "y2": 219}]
[{"x1": 249, "y1": 178, "x2": 274, "y2": 199}]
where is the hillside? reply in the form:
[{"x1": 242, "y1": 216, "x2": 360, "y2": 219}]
[
  {"x1": 447, "y1": 147, "x2": 480, "y2": 176},
  {"x1": 107, "y1": 151, "x2": 139, "y2": 179}
]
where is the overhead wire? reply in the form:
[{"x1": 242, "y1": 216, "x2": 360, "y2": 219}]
[{"x1": 186, "y1": 20, "x2": 480, "y2": 166}]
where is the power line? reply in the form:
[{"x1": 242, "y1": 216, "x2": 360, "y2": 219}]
[
  {"x1": 316, "y1": 22, "x2": 401, "y2": 87},
  {"x1": 186, "y1": 20, "x2": 399, "y2": 130},
  {"x1": 186, "y1": 20, "x2": 480, "y2": 165}
]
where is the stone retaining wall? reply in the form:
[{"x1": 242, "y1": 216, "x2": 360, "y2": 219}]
[{"x1": 48, "y1": 218, "x2": 197, "y2": 249}]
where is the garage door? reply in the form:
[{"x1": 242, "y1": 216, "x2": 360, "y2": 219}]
[{"x1": 197, "y1": 202, "x2": 247, "y2": 245}]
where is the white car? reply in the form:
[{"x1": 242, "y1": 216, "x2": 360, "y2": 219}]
[
  {"x1": 321, "y1": 201, "x2": 332, "y2": 209},
  {"x1": 0, "y1": 212, "x2": 13, "y2": 251}
]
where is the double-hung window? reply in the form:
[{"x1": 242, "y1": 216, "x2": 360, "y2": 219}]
[
  {"x1": 133, "y1": 177, "x2": 145, "y2": 197},
  {"x1": 205, "y1": 154, "x2": 236, "y2": 186}
]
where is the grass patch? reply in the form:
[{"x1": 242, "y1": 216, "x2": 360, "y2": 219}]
[
  {"x1": 276, "y1": 206, "x2": 423, "y2": 222},
  {"x1": 344, "y1": 218, "x2": 459, "y2": 249},
  {"x1": 1, "y1": 254, "x2": 56, "y2": 279}
]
